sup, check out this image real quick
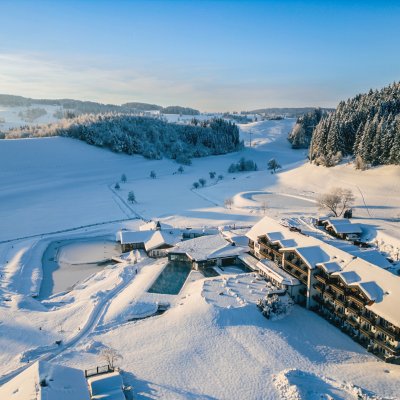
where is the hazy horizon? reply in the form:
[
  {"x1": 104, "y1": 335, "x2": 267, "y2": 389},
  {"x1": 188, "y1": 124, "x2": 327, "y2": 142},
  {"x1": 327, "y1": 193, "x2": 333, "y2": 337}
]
[{"x1": 1, "y1": 0, "x2": 399, "y2": 112}]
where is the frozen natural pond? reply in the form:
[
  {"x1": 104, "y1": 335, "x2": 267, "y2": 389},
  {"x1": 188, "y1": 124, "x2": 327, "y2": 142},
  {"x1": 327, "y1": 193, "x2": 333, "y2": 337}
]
[{"x1": 39, "y1": 237, "x2": 120, "y2": 299}]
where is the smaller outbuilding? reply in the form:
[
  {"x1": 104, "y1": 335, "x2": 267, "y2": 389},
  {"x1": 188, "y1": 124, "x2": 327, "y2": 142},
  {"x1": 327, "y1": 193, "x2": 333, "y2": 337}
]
[
  {"x1": 116, "y1": 229, "x2": 182, "y2": 257},
  {"x1": 319, "y1": 217, "x2": 362, "y2": 241},
  {"x1": 87, "y1": 371, "x2": 125, "y2": 400}
]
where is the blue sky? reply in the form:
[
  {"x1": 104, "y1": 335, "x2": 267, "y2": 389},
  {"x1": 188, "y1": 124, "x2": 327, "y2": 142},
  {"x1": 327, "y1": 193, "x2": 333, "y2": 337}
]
[{"x1": 0, "y1": 0, "x2": 399, "y2": 111}]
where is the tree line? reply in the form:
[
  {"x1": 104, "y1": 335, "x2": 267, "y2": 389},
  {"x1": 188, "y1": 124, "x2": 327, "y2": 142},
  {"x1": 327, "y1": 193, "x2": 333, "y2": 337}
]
[
  {"x1": 308, "y1": 82, "x2": 400, "y2": 167},
  {"x1": 4, "y1": 113, "x2": 242, "y2": 163}
]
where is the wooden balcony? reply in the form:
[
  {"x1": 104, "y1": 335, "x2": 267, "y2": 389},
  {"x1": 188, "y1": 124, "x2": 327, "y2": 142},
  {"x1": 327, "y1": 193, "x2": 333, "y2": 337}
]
[
  {"x1": 314, "y1": 274, "x2": 327, "y2": 284},
  {"x1": 360, "y1": 326, "x2": 373, "y2": 339},
  {"x1": 375, "y1": 324, "x2": 400, "y2": 341},
  {"x1": 331, "y1": 283, "x2": 345, "y2": 296},
  {"x1": 347, "y1": 294, "x2": 365, "y2": 308},
  {"x1": 373, "y1": 337, "x2": 400, "y2": 355},
  {"x1": 346, "y1": 303, "x2": 361, "y2": 315},
  {"x1": 334, "y1": 298, "x2": 346, "y2": 308},
  {"x1": 360, "y1": 313, "x2": 376, "y2": 326},
  {"x1": 259, "y1": 244, "x2": 282, "y2": 258},
  {"x1": 284, "y1": 260, "x2": 308, "y2": 275},
  {"x1": 346, "y1": 318, "x2": 360, "y2": 329},
  {"x1": 313, "y1": 283, "x2": 324, "y2": 293}
]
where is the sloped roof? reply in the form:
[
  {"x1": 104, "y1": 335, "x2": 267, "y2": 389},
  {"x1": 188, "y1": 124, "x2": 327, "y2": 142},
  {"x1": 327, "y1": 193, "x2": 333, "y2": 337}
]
[
  {"x1": 144, "y1": 230, "x2": 182, "y2": 251},
  {"x1": 169, "y1": 234, "x2": 245, "y2": 261},
  {"x1": 257, "y1": 259, "x2": 300, "y2": 286},
  {"x1": 117, "y1": 230, "x2": 153, "y2": 245},
  {"x1": 326, "y1": 218, "x2": 362, "y2": 234},
  {"x1": 247, "y1": 216, "x2": 400, "y2": 327},
  {"x1": 0, "y1": 361, "x2": 90, "y2": 400}
]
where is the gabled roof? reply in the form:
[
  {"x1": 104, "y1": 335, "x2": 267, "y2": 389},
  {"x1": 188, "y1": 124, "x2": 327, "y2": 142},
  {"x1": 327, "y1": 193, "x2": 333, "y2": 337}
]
[
  {"x1": 117, "y1": 230, "x2": 153, "y2": 245},
  {"x1": 144, "y1": 230, "x2": 182, "y2": 251},
  {"x1": 117, "y1": 229, "x2": 182, "y2": 251},
  {"x1": 325, "y1": 218, "x2": 362, "y2": 234}
]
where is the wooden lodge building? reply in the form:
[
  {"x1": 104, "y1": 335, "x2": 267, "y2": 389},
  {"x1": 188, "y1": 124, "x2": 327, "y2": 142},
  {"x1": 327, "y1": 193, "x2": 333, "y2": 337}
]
[
  {"x1": 317, "y1": 217, "x2": 362, "y2": 241},
  {"x1": 246, "y1": 216, "x2": 400, "y2": 363}
]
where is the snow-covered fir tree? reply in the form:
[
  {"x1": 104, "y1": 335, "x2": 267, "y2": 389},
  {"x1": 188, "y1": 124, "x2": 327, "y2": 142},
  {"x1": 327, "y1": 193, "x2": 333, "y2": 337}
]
[{"x1": 309, "y1": 82, "x2": 400, "y2": 167}]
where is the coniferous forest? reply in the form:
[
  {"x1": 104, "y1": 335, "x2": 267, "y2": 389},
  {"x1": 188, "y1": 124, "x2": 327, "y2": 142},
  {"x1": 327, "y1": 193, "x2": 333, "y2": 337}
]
[
  {"x1": 4, "y1": 114, "x2": 242, "y2": 164},
  {"x1": 288, "y1": 108, "x2": 327, "y2": 149},
  {"x1": 308, "y1": 82, "x2": 400, "y2": 167}
]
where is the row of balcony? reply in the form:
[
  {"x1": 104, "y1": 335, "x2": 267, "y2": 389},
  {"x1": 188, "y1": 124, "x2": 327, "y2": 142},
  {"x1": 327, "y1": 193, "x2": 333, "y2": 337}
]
[
  {"x1": 313, "y1": 279, "x2": 367, "y2": 306},
  {"x1": 313, "y1": 295, "x2": 400, "y2": 343}
]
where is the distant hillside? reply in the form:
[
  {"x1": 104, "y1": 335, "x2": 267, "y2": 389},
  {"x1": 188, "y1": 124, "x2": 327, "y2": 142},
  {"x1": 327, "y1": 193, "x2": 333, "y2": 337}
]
[
  {"x1": 309, "y1": 82, "x2": 400, "y2": 167},
  {"x1": 244, "y1": 107, "x2": 334, "y2": 118},
  {"x1": 288, "y1": 108, "x2": 329, "y2": 149},
  {"x1": 161, "y1": 106, "x2": 199, "y2": 115},
  {"x1": 122, "y1": 102, "x2": 163, "y2": 111},
  {"x1": 5, "y1": 114, "x2": 242, "y2": 163},
  {"x1": 0, "y1": 94, "x2": 199, "y2": 115}
]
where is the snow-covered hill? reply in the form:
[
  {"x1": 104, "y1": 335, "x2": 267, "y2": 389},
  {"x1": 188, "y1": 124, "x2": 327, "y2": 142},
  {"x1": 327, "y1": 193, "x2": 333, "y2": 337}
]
[{"x1": 1, "y1": 118, "x2": 400, "y2": 399}]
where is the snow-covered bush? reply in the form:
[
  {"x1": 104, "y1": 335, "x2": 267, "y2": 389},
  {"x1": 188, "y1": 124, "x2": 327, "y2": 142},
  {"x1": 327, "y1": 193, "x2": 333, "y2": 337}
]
[{"x1": 257, "y1": 294, "x2": 294, "y2": 320}]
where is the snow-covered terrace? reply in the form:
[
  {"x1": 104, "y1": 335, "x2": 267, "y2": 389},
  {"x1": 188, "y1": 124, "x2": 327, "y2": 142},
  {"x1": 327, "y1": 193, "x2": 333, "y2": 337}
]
[{"x1": 247, "y1": 216, "x2": 400, "y2": 327}]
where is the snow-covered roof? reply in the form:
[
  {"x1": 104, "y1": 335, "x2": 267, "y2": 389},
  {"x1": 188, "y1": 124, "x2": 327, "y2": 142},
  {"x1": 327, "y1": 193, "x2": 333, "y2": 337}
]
[
  {"x1": 117, "y1": 229, "x2": 182, "y2": 250},
  {"x1": 169, "y1": 234, "x2": 245, "y2": 261},
  {"x1": 0, "y1": 361, "x2": 90, "y2": 400},
  {"x1": 139, "y1": 220, "x2": 173, "y2": 231},
  {"x1": 257, "y1": 259, "x2": 300, "y2": 286},
  {"x1": 325, "y1": 218, "x2": 362, "y2": 234},
  {"x1": 144, "y1": 230, "x2": 182, "y2": 251},
  {"x1": 221, "y1": 230, "x2": 250, "y2": 247},
  {"x1": 88, "y1": 372, "x2": 125, "y2": 400},
  {"x1": 317, "y1": 261, "x2": 342, "y2": 274},
  {"x1": 247, "y1": 216, "x2": 400, "y2": 327},
  {"x1": 117, "y1": 230, "x2": 153, "y2": 245}
]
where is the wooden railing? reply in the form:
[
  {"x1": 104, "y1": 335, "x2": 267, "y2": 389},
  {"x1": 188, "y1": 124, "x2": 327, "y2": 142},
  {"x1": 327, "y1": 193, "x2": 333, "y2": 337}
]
[{"x1": 85, "y1": 365, "x2": 114, "y2": 378}]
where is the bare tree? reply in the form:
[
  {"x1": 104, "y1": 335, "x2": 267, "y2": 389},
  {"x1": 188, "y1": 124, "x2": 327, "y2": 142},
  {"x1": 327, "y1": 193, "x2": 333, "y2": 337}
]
[
  {"x1": 100, "y1": 347, "x2": 123, "y2": 369},
  {"x1": 224, "y1": 198, "x2": 234, "y2": 209},
  {"x1": 317, "y1": 187, "x2": 355, "y2": 217}
]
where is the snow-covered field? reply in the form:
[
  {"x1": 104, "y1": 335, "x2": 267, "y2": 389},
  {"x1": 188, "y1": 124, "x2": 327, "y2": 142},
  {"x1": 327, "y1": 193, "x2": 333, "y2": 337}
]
[{"x1": 1, "y1": 118, "x2": 400, "y2": 399}]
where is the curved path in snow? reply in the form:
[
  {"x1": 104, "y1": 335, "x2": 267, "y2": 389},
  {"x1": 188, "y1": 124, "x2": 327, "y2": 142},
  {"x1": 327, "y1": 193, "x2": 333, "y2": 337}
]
[
  {"x1": 0, "y1": 257, "x2": 153, "y2": 385},
  {"x1": 232, "y1": 191, "x2": 317, "y2": 210}
]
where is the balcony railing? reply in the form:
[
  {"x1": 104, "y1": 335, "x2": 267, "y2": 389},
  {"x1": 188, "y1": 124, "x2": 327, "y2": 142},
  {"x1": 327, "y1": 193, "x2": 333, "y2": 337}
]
[
  {"x1": 375, "y1": 323, "x2": 400, "y2": 341},
  {"x1": 314, "y1": 274, "x2": 327, "y2": 284},
  {"x1": 347, "y1": 294, "x2": 365, "y2": 307},
  {"x1": 334, "y1": 298, "x2": 346, "y2": 308},
  {"x1": 346, "y1": 318, "x2": 360, "y2": 329},
  {"x1": 330, "y1": 283, "x2": 345, "y2": 295},
  {"x1": 360, "y1": 326, "x2": 373, "y2": 339},
  {"x1": 373, "y1": 337, "x2": 400, "y2": 355},
  {"x1": 284, "y1": 260, "x2": 308, "y2": 275},
  {"x1": 313, "y1": 283, "x2": 324, "y2": 293},
  {"x1": 346, "y1": 303, "x2": 361, "y2": 315},
  {"x1": 359, "y1": 313, "x2": 376, "y2": 326}
]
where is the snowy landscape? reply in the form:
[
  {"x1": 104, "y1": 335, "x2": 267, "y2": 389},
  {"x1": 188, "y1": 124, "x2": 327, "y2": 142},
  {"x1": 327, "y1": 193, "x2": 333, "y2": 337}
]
[
  {"x1": 1, "y1": 112, "x2": 400, "y2": 399},
  {"x1": 1, "y1": 1, "x2": 400, "y2": 399}
]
